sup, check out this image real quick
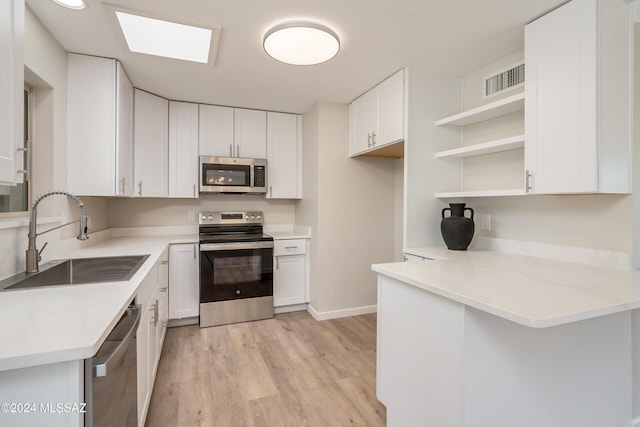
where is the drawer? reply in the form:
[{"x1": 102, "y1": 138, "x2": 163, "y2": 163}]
[{"x1": 274, "y1": 239, "x2": 306, "y2": 256}]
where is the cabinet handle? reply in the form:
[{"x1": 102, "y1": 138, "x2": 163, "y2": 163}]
[
  {"x1": 236, "y1": 145, "x2": 240, "y2": 158},
  {"x1": 193, "y1": 184, "x2": 196, "y2": 198},
  {"x1": 193, "y1": 245, "x2": 196, "y2": 259},
  {"x1": 119, "y1": 177, "x2": 125, "y2": 195},
  {"x1": 269, "y1": 186, "x2": 272, "y2": 198},
  {"x1": 371, "y1": 131, "x2": 376, "y2": 146},
  {"x1": 161, "y1": 260, "x2": 169, "y2": 265},
  {"x1": 284, "y1": 246, "x2": 297, "y2": 249},
  {"x1": 138, "y1": 181, "x2": 142, "y2": 196},
  {"x1": 525, "y1": 169, "x2": 533, "y2": 193},
  {"x1": 367, "y1": 133, "x2": 372, "y2": 147},
  {"x1": 151, "y1": 300, "x2": 158, "y2": 327},
  {"x1": 229, "y1": 144, "x2": 233, "y2": 157},
  {"x1": 276, "y1": 256, "x2": 279, "y2": 269},
  {"x1": 160, "y1": 287, "x2": 168, "y2": 292}
]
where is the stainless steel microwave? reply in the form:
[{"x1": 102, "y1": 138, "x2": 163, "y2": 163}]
[{"x1": 199, "y1": 156, "x2": 267, "y2": 194}]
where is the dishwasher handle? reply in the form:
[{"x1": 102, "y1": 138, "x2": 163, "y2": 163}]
[{"x1": 92, "y1": 304, "x2": 141, "y2": 378}]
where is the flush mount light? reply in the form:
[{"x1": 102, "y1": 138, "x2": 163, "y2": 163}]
[
  {"x1": 52, "y1": 0, "x2": 85, "y2": 10},
  {"x1": 115, "y1": 11, "x2": 216, "y2": 64},
  {"x1": 263, "y1": 21, "x2": 340, "y2": 65}
]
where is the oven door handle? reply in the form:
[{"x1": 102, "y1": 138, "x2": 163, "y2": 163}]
[{"x1": 200, "y1": 241, "x2": 274, "y2": 251}]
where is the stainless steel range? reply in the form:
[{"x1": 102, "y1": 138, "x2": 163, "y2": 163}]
[{"x1": 199, "y1": 211, "x2": 274, "y2": 327}]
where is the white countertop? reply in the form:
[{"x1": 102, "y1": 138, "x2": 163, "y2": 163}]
[
  {"x1": 373, "y1": 247, "x2": 640, "y2": 328},
  {"x1": 264, "y1": 224, "x2": 311, "y2": 240},
  {"x1": 0, "y1": 234, "x2": 195, "y2": 372}
]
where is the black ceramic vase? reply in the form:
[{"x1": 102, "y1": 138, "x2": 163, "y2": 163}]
[{"x1": 441, "y1": 203, "x2": 474, "y2": 250}]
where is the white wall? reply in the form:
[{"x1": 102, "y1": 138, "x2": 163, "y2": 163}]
[
  {"x1": 0, "y1": 8, "x2": 109, "y2": 280},
  {"x1": 297, "y1": 101, "x2": 396, "y2": 317},
  {"x1": 108, "y1": 197, "x2": 296, "y2": 227},
  {"x1": 462, "y1": 52, "x2": 632, "y2": 253}
]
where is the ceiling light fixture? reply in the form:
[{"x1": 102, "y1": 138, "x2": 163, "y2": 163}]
[
  {"x1": 52, "y1": 0, "x2": 85, "y2": 10},
  {"x1": 115, "y1": 11, "x2": 214, "y2": 64},
  {"x1": 263, "y1": 21, "x2": 340, "y2": 66}
]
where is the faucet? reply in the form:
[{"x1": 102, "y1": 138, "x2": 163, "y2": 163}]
[{"x1": 25, "y1": 190, "x2": 89, "y2": 273}]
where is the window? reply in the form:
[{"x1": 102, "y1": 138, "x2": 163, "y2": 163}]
[{"x1": 0, "y1": 84, "x2": 30, "y2": 213}]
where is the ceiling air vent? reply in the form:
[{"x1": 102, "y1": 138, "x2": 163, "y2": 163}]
[{"x1": 483, "y1": 62, "x2": 525, "y2": 98}]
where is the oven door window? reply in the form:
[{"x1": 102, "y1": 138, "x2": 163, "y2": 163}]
[
  {"x1": 200, "y1": 248, "x2": 273, "y2": 302},
  {"x1": 202, "y1": 164, "x2": 251, "y2": 187}
]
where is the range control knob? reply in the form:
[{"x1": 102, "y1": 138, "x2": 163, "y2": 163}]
[
  {"x1": 201, "y1": 215, "x2": 206, "y2": 220},
  {"x1": 235, "y1": 289, "x2": 241, "y2": 295},
  {"x1": 207, "y1": 215, "x2": 213, "y2": 220}
]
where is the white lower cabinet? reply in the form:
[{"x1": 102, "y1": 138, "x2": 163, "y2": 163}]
[
  {"x1": 136, "y1": 247, "x2": 169, "y2": 427},
  {"x1": 169, "y1": 243, "x2": 199, "y2": 319},
  {"x1": 136, "y1": 297, "x2": 152, "y2": 427},
  {"x1": 274, "y1": 239, "x2": 308, "y2": 308}
]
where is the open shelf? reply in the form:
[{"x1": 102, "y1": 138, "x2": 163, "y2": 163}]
[
  {"x1": 435, "y1": 188, "x2": 527, "y2": 198},
  {"x1": 435, "y1": 134, "x2": 525, "y2": 158},
  {"x1": 435, "y1": 92, "x2": 525, "y2": 126}
]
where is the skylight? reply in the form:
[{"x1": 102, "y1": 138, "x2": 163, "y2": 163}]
[{"x1": 115, "y1": 11, "x2": 213, "y2": 64}]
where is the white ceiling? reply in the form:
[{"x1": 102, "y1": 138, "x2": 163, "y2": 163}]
[{"x1": 26, "y1": 0, "x2": 566, "y2": 114}]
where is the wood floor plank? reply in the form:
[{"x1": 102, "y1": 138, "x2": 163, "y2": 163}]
[{"x1": 146, "y1": 311, "x2": 386, "y2": 427}]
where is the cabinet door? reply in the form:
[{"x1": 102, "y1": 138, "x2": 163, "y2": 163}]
[
  {"x1": 157, "y1": 249, "x2": 169, "y2": 349},
  {"x1": 234, "y1": 108, "x2": 267, "y2": 158},
  {"x1": 199, "y1": 104, "x2": 234, "y2": 156},
  {"x1": 169, "y1": 101, "x2": 199, "y2": 198},
  {"x1": 136, "y1": 306, "x2": 151, "y2": 427},
  {"x1": 116, "y1": 63, "x2": 134, "y2": 196},
  {"x1": 67, "y1": 54, "x2": 117, "y2": 196},
  {"x1": 267, "y1": 112, "x2": 300, "y2": 199},
  {"x1": 134, "y1": 89, "x2": 169, "y2": 197},
  {"x1": 169, "y1": 244, "x2": 200, "y2": 319},
  {"x1": 377, "y1": 69, "x2": 404, "y2": 146},
  {"x1": 0, "y1": 0, "x2": 23, "y2": 186},
  {"x1": 274, "y1": 254, "x2": 306, "y2": 306},
  {"x1": 525, "y1": 0, "x2": 598, "y2": 194},
  {"x1": 349, "y1": 89, "x2": 377, "y2": 156}
]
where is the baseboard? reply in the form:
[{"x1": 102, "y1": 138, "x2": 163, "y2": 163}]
[
  {"x1": 167, "y1": 317, "x2": 199, "y2": 328},
  {"x1": 307, "y1": 304, "x2": 377, "y2": 321},
  {"x1": 275, "y1": 303, "x2": 307, "y2": 314}
]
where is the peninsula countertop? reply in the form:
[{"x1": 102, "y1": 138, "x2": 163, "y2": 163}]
[{"x1": 372, "y1": 247, "x2": 640, "y2": 328}]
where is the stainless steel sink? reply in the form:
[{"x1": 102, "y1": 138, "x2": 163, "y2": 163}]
[{"x1": 0, "y1": 255, "x2": 150, "y2": 291}]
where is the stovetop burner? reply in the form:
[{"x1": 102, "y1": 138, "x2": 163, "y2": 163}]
[{"x1": 198, "y1": 211, "x2": 272, "y2": 244}]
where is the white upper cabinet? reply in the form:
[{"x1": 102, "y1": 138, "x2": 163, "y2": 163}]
[
  {"x1": 349, "y1": 69, "x2": 405, "y2": 157},
  {"x1": 0, "y1": 0, "x2": 23, "y2": 186},
  {"x1": 67, "y1": 54, "x2": 133, "y2": 196},
  {"x1": 199, "y1": 104, "x2": 234, "y2": 157},
  {"x1": 169, "y1": 101, "x2": 199, "y2": 198},
  {"x1": 525, "y1": 0, "x2": 632, "y2": 194},
  {"x1": 376, "y1": 70, "x2": 405, "y2": 145},
  {"x1": 199, "y1": 106, "x2": 267, "y2": 159},
  {"x1": 267, "y1": 112, "x2": 302, "y2": 199},
  {"x1": 350, "y1": 88, "x2": 378, "y2": 155},
  {"x1": 116, "y1": 62, "x2": 134, "y2": 196},
  {"x1": 134, "y1": 89, "x2": 169, "y2": 197},
  {"x1": 234, "y1": 108, "x2": 267, "y2": 158}
]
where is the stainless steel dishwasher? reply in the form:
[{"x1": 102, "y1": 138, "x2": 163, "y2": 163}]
[{"x1": 84, "y1": 304, "x2": 140, "y2": 427}]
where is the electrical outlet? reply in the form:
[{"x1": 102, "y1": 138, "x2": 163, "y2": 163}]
[
  {"x1": 187, "y1": 210, "x2": 195, "y2": 222},
  {"x1": 481, "y1": 214, "x2": 491, "y2": 230}
]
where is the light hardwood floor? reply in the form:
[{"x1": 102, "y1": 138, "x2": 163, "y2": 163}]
[{"x1": 145, "y1": 311, "x2": 386, "y2": 427}]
